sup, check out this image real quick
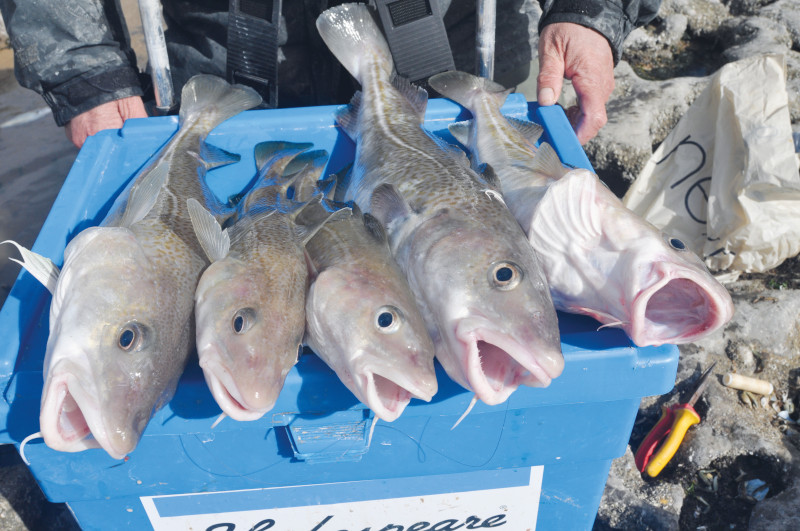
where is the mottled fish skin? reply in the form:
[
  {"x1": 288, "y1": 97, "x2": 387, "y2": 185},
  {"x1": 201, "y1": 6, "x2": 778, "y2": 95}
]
[
  {"x1": 33, "y1": 75, "x2": 261, "y2": 458},
  {"x1": 317, "y1": 5, "x2": 563, "y2": 406},
  {"x1": 295, "y1": 178, "x2": 438, "y2": 422},
  {"x1": 429, "y1": 70, "x2": 734, "y2": 346},
  {"x1": 191, "y1": 144, "x2": 316, "y2": 421}
]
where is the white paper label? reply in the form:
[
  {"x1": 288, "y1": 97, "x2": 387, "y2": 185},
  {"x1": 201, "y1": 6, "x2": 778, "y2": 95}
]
[{"x1": 140, "y1": 466, "x2": 543, "y2": 531}]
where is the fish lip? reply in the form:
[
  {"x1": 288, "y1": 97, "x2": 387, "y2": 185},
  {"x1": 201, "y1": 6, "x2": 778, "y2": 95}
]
[
  {"x1": 629, "y1": 266, "x2": 734, "y2": 346},
  {"x1": 356, "y1": 371, "x2": 414, "y2": 422},
  {"x1": 199, "y1": 359, "x2": 269, "y2": 422},
  {"x1": 455, "y1": 319, "x2": 557, "y2": 405},
  {"x1": 352, "y1": 363, "x2": 437, "y2": 422},
  {"x1": 40, "y1": 372, "x2": 133, "y2": 460}
]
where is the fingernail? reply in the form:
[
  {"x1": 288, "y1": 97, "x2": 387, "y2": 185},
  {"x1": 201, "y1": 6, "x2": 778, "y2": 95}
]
[{"x1": 538, "y1": 87, "x2": 555, "y2": 106}]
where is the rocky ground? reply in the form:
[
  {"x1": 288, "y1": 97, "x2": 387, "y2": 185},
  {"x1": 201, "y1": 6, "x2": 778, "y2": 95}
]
[{"x1": 2, "y1": 0, "x2": 800, "y2": 529}]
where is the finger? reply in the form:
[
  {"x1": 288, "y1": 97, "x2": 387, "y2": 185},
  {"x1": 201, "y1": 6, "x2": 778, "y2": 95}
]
[
  {"x1": 65, "y1": 102, "x2": 126, "y2": 149},
  {"x1": 117, "y1": 96, "x2": 148, "y2": 121},
  {"x1": 537, "y1": 28, "x2": 566, "y2": 106},
  {"x1": 571, "y1": 78, "x2": 612, "y2": 144},
  {"x1": 64, "y1": 123, "x2": 86, "y2": 149}
]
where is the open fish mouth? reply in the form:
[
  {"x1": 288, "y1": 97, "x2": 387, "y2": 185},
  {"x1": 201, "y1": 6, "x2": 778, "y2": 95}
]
[
  {"x1": 354, "y1": 366, "x2": 436, "y2": 422},
  {"x1": 201, "y1": 361, "x2": 270, "y2": 421},
  {"x1": 630, "y1": 271, "x2": 734, "y2": 346},
  {"x1": 456, "y1": 322, "x2": 557, "y2": 406},
  {"x1": 357, "y1": 372, "x2": 414, "y2": 422},
  {"x1": 40, "y1": 376, "x2": 133, "y2": 459},
  {"x1": 46, "y1": 382, "x2": 94, "y2": 445}
]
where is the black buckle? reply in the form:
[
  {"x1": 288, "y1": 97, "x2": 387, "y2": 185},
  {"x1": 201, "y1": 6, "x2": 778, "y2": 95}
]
[
  {"x1": 227, "y1": 0, "x2": 282, "y2": 108},
  {"x1": 371, "y1": 0, "x2": 455, "y2": 84}
]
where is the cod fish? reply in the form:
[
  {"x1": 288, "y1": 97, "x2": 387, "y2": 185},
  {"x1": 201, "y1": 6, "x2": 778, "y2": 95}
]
[
  {"x1": 5, "y1": 75, "x2": 261, "y2": 459},
  {"x1": 188, "y1": 142, "x2": 337, "y2": 422},
  {"x1": 316, "y1": 4, "x2": 563, "y2": 406},
  {"x1": 293, "y1": 168, "x2": 438, "y2": 422},
  {"x1": 429, "y1": 70, "x2": 734, "y2": 346}
]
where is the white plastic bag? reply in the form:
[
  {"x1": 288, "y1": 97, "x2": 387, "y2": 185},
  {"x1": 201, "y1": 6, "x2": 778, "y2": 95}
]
[{"x1": 623, "y1": 54, "x2": 800, "y2": 275}]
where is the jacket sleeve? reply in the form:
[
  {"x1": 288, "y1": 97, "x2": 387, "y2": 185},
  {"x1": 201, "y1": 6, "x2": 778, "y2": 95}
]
[
  {"x1": 537, "y1": 0, "x2": 662, "y2": 63},
  {"x1": 0, "y1": 0, "x2": 143, "y2": 126}
]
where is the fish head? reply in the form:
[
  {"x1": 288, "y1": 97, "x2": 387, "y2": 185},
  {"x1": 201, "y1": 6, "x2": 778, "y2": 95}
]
[
  {"x1": 623, "y1": 231, "x2": 735, "y2": 346},
  {"x1": 306, "y1": 263, "x2": 437, "y2": 421},
  {"x1": 194, "y1": 255, "x2": 305, "y2": 421},
  {"x1": 40, "y1": 226, "x2": 183, "y2": 460},
  {"x1": 408, "y1": 212, "x2": 563, "y2": 405}
]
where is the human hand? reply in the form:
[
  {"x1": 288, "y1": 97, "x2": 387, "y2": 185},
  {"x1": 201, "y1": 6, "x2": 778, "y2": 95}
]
[
  {"x1": 65, "y1": 96, "x2": 148, "y2": 149},
  {"x1": 537, "y1": 22, "x2": 615, "y2": 145}
]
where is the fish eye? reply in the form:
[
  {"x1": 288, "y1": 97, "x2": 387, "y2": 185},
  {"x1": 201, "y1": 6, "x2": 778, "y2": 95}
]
[
  {"x1": 489, "y1": 261, "x2": 522, "y2": 290},
  {"x1": 667, "y1": 236, "x2": 687, "y2": 251},
  {"x1": 232, "y1": 308, "x2": 257, "y2": 334},
  {"x1": 117, "y1": 322, "x2": 147, "y2": 352},
  {"x1": 375, "y1": 306, "x2": 402, "y2": 334}
]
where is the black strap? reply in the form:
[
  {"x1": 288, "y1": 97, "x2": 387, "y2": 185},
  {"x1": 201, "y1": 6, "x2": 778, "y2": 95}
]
[{"x1": 227, "y1": 0, "x2": 283, "y2": 108}]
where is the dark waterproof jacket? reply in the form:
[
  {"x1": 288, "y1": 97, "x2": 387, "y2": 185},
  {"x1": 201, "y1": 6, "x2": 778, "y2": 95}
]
[{"x1": 1, "y1": 0, "x2": 660, "y2": 127}]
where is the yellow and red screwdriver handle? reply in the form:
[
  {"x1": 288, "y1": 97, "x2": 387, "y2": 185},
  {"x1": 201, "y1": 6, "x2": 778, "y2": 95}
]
[{"x1": 634, "y1": 402, "x2": 701, "y2": 477}]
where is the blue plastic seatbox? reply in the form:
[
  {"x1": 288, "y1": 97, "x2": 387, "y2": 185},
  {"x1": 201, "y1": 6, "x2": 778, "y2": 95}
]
[{"x1": 0, "y1": 95, "x2": 679, "y2": 530}]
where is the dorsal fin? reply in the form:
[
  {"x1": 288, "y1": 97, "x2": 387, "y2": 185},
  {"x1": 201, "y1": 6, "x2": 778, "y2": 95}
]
[
  {"x1": 431, "y1": 133, "x2": 471, "y2": 167},
  {"x1": 507, "y1": 118, "x2": 544, "y2": 145},
  {"x1": 226, "y1": 209, "x2": 277, "y2": 245},
  {"x1": 448, "y1": 120, "x2": 472, "y2": 147},
  {"x1": 1, "y1": 240, "x2": 59, "y2": 294},
  {"x1": 392, "y1": 74, "x2": 428, "y2": 120},
  {"x1": 187, "y1": 198, "x2": 230, "y2": 262},
  {"x1": 335, "y1": 91, "x2": 362, "y2": 139}
]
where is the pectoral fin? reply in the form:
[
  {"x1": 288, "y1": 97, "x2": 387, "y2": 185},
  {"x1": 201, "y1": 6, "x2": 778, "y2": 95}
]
[
  {"x1": 2, "y1": 240, "x2": 60, "y2": 294},
  {"x1": 187, "y1": 198, "x2": 230, "y2": 262},
  {"x1": 119, "y1": 160, "x2": 169, "y2": 228}
]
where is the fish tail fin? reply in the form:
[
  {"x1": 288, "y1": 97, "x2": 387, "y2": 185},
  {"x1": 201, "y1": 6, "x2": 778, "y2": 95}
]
[
  {"x1": 330, "y1": 163, "x2": 354, "y2": 203},
  {"x1": 428, "y1": 70, "x2": 511, "y2": 110},
  {"x1": 284, "y1": 150, "x2": 331, "y2": 203},
  {"x1": 316, "y1": 3, "x2": 393, "y2": 84},
  {"x1": 284, "y1": 149, "x2": 329, "y2": 181},
  {"x1": 179, "y1": 74, "x2": 262, "y2": 130},
  {"x1": 293, "y1": 196, "x2": 352, "y2": 246},
  {"x1": 254, "y1": 141, "x2": 314, "y2": 174}
]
